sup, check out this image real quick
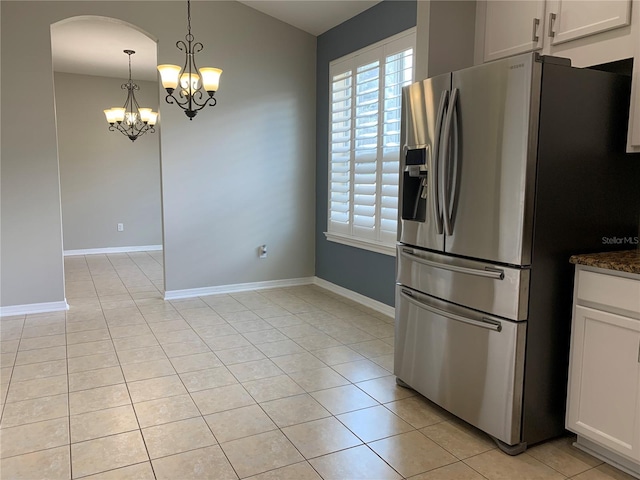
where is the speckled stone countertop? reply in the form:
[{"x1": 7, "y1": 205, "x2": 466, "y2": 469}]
[{"x1": 570, "y1": 249, "x2": 640, "y2": 274}]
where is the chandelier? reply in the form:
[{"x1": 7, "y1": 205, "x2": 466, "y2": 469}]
[
  {"x1": 104, "y1": 50, "x2": 158, "y2": 142},
  {"x1": 157, "y1": 0, "x2": 223, "y2": 120}
]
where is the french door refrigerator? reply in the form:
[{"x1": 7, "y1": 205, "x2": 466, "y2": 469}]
[{"x1": 395, "y1": 52, "x2": 640, "y2": 453}]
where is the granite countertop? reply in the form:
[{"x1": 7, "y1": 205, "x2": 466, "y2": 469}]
[{"x1": 570, "y1": 249, "x2": 640, "y2": 274}]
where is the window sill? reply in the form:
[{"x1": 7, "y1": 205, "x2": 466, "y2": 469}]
[{"x1": 324, "y1": 232, "x2": 396, "y2": 257}]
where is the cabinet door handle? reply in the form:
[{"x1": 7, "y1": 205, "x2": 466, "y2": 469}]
[
  {"x1": 548, "y1": 13, "x2": 556, "y2": 38},
  {"x1": 638, "y1": 340, "x2": 640, "y2": 363},
  {"x1": 532, "y1": 17, "x2": 540, "y2": 42}
]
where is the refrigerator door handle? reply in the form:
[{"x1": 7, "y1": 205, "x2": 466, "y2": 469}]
[
  {"x1": 400, "y1": 248, "x2": 505, "y2": 280},
  {"x1": 432, "y1": 90, "x2": 449, "y2": 235},
  {"x1": 400, "y1": 290, "x2": 502, "y2": 332},
  {"x1": 448, "y1": 91, "x2": 460, "y2": 233},
  {"x1": 440, "y1": 87, "x2": 459, "y2": 236}
]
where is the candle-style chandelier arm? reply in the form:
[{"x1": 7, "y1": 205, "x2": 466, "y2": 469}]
[
  {"x1": 163, "y1": 90, "x2": 218, "y2": 111},
  {"x1": 108, "y1": 122, "x2": 155, "y2": 141}
]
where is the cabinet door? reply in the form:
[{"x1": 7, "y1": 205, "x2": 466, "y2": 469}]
[
  {"x1": 566, "y1": 305, "x2": 640, "y2": 462},
  {"x1": 547, "y1": 0, "x2": 632, "y2": 45},
  {"x1": 484, "y1": 1, "x2": 546, "y2": 62}
]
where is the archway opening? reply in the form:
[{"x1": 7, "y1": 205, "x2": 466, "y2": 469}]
[{"x1": 51, "y1": 16, "x2": 165, "y2": 302}]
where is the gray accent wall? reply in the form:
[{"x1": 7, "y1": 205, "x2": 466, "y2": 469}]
[
  {"x1": 55, "y1": 73, "x2": 162, "y2": 251},
  {"x1": 315, "y1": 0, "x2": 417, "y2": 307},
  {"x1": 1, "y1": 1, "x2": 316, "y2": 308}
]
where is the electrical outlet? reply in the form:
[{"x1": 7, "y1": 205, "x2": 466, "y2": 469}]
[
  {"x1": 117, "y1": 223, "x2": 124, "y2": 232},
  {"x1": 259, "y1": 245, "x2": 267, "y2": 258}
]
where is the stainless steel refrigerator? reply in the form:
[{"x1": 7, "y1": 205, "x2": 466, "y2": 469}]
[{"x1": 395, "y1": 53, "x2": 640, "y2": 453}]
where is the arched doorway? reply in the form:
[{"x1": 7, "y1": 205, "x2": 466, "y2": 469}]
[{"x1": 51, "y1": 16, "x2": 165, "y2": 303}]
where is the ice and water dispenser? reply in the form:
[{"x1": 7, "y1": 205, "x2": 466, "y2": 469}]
[
  {"x1": 402, "y1": 147, "x2": 428, "y2": 222},
  {"x1": 400, "y1": 79, "x2": 435, "y2": 224}
]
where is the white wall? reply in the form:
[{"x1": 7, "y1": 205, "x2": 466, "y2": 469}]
[
  {"x1": 0, "y1": 1, "x2": 317, "y2": 308},
  {"x1": 55, "y1": 72, "x2": 162, "y2": 252}
]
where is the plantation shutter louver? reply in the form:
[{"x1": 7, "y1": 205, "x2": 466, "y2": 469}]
[{"x1": 329, "y1": 67, "x2": 352, "y2": 233}]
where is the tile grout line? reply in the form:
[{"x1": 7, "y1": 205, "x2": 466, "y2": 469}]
[
  {"x1": 0, "y1": 312, "x2": 26, "y2": 427},
  {"x1": 104, "y1": 252, "x2": 160, "y2": 480},
  {"x1": 65, "y1": 254, "x2": 91, "y2": 480}
]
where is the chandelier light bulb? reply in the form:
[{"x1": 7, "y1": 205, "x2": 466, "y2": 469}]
[
  {"x1": 138, "y1": 108, "x2": 152, "y2": 123},
  {"x1": 147, "y1": 111, "x2": 159, "y2": 126},
  {"x1": 125, "y1": 112, "x2": 137, "y2": 125},
  {"x1": 180, "y1": 72, "x2": 200, "y2": 96},
  {"x1": 199, "y1": 67, "x2": 222, "y2": 93},
  {"x1": 111, "y1": 107, "x2": 126, "y2": 123},
  {"x1": 157, "y1": 64, "x2": 181, "y2": 91},
  {"x1": 104, "y1": 109, "x2": 119, "y2": 124}
]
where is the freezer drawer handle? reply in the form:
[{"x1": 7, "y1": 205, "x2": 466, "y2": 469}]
[
  {"x1": 401, "y1": 249, "x2": 505, "y2": 280},
  {"x1": 401, "y1": 290, "x2": 502, "y2": 332}
]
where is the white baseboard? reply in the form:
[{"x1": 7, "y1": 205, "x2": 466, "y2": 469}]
[
  {"x1": 0, "y1": 300, "x2": 70, "y2": 317},
  {"x1": 313, "y1": 277, "x2": 395, "y2": 318},
  {"x1": 64, "y1": 245, "x2": 162, "y2": 256},
  {"x1": 164, "y1": 276, "x2": 395, "y2": 318},
  {"x1": 574, "y1": 436, "x2": 640, "y2": 479},
  {"x1": 164, "y1": 277, "x2": 316, "y2": 300}
]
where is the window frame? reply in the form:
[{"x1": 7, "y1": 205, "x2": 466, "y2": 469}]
[{"x1": 324, "y1": 28, "x2": 416, "y2": 257}]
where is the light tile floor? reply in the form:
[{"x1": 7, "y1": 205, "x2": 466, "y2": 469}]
[{"x1": 0, "y1": 251, "x2": 636, "y2": 480}]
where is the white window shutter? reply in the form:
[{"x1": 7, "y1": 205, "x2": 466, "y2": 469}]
[
  {"x1": 380, "y1": 44, "x2": 414, "y2": 244},
  {"x1": 329, "y1": 68, "x2": 352, "y2": 234},
  {"x1": 327, "y1": 29, "x2": 415, "y2": 253}
]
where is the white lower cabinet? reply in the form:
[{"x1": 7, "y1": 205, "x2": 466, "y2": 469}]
[{"x1": 566, "y1": 267, "x2": 640, "y2": 476}]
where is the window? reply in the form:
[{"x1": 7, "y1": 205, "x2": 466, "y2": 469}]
[{"x1": 326, "y1": 30, "x2": 415, "y2": 256}]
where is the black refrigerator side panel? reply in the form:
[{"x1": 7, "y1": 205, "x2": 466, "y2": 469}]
[{"x1": 522, "y1": 63, "x2": 640, "y2": 445}]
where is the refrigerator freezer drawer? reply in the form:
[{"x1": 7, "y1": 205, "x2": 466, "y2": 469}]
[
  {"x1": 397, "y1": 245, "x2": 530, "y2": 321},
  {"x1": 395, "y1": 286, "x2": 526, "y2": 445}
]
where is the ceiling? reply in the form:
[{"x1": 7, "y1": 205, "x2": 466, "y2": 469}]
[
  {"x1": 50, "y1": 1, "x2": 380, "y2": 82},
  {"x1": 51, "y1": 17, "x2": 158, "y2": 81},
  {"x1": 237, "y1": 0, "x2": 381, "y2": 36}
]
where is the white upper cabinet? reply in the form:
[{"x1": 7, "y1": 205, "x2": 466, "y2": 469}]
[
  {"x1": 484, "y1": 1, "x2": 546, "y2": 62},
  {"x1": 481, "y1": 0, "x2": 633, "y2": 63},
  {"x1": 548, "y1": 1, "x2": 632, "y2": 45},
  {"x1": 477, "y1": 0, "x2": 639, "y2": 152}
]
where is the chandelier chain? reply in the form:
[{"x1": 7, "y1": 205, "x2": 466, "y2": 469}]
[
  {"x1": 128, "y1": 52, "x2": 133, "y2": 83},
  {"x1": 187, "y1": 0, "x2": 192, "y2": 37}
]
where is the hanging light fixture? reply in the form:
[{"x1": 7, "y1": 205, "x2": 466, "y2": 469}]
[
  {"x1": 157, "y1": 0, "x2": 223, "y2": 120},
  {"x1": 104, "y1": 50, "x2": 158, "y2": 142}
]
